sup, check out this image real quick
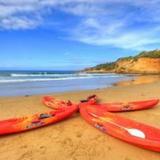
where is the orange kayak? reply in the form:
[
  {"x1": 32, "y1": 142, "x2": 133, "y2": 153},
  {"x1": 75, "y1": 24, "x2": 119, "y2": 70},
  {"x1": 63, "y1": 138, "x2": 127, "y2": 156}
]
[
  {"x1": 43, "y1": 95, "x2": 97, "y2": 109},
  {"x1": 79, "y1": 103, "x2": 160, "y2": 152},
  {"x1": 0, "y1": 98, "x2": 78, "y2": 135},
  {"x1": 98, "y1": 99, "x2": 159, "y2": 112},
  {"x1": 42, "y1": 96, "x2": 75, "y2": 109}
]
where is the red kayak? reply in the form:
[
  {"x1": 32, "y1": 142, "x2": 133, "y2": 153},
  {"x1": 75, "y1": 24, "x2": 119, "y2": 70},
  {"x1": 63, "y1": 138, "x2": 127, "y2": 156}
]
[
  {"x1": 0, "y1": 98, "x2": 78, "y2": 135},
  {"x1": 42, "y1": 96, "x2": 73, "y2": 109},
  {"x1": 79, "y1": 103, "x2": 160, "y2": 152},
  {"x1": 99, "y1": 99, "x2": 159, "y2": 112},
  {"x1": 43, "y1": 95, "x2": 97, "y2": 109}
]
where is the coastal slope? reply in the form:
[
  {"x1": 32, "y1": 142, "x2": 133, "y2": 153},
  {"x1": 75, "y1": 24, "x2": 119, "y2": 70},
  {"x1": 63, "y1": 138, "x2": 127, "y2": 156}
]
[{"x1": 85, "y1": 50, "x2": 160, "y2": 74}]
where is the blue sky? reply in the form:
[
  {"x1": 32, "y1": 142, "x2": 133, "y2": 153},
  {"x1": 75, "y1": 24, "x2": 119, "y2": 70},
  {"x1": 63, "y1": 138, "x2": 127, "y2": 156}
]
[{"x1": 0, "y1": 0, "x2": 160, "y2": 70}]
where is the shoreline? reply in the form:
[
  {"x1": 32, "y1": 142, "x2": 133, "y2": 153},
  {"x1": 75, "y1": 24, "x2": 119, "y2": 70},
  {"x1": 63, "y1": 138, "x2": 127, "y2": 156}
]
[
  {"x1": 84, "y1": 70, "x2": 160, "y2": 75},
  {"x1": 0, "y1": 74, "x2": 159, "y2": 98},
  {"x1": 114, "y1": 74, "x2": 160, "y2": 86},
  {"x1": 0, "y1": 81, "x2": 160, "y2": 159},
  {"x1": 0, "y1": 73, "x2": 131, "y2": 97}
]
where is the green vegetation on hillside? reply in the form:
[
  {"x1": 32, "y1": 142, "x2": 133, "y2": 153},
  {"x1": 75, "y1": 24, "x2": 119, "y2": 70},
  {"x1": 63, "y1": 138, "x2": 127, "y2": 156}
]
[
  {"x1": 136, "y1": 50, "x2": 160, "y2": 58},
  {"x1": 118, "y1": 50, "x2": 160, "y2": 61},
  {"x1": 117, "y1": 56, "x2": 134, "y2": 61},
  {"x1": 93, "y1": 62, "x2": 116, "y2": 70},
  {"x1": 85, "y1": 49, "x2": 160, "y2": 71}
]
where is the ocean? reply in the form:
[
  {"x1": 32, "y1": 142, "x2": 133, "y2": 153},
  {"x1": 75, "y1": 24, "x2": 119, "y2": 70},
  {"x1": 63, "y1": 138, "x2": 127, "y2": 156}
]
[{"x1": 0, "y1": 70, "x2": 133, "y2": 96}]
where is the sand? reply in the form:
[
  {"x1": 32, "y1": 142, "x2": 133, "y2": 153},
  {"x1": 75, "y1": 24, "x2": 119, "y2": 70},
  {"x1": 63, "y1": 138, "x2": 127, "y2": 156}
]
[
  {"x1": 115, "y1": 74, "x2": 160, "y2": 86},
  {"x1": 0, "y1": 81, "x2": 160, "y2": 160}
]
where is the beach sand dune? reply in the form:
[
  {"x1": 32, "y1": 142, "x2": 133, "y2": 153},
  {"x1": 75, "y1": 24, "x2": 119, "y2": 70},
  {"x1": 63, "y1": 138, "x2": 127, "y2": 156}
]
[{"x1": 0, "y1": 82, "x2": 160, "y2": 160}]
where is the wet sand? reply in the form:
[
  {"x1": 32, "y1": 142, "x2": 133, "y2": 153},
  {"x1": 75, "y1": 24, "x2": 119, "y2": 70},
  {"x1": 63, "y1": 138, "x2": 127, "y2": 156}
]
[
  {"x1": 115, "y1": 74, "x2": 160, "y2": 86},
  {"x1": 0, "y1": 81, "x2": 160, "y2": 160}
]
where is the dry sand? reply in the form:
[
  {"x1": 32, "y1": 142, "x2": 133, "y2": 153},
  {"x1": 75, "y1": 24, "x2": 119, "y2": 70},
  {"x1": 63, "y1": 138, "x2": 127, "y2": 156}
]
[{"x1": 0, "y1": 81, "x2": 160, "y2": 160}]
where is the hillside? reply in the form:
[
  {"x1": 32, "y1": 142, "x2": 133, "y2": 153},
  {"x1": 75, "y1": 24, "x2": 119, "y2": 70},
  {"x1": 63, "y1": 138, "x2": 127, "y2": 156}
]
[{"x1": 84, "y1": 50, "x2": 160, "y2": 74}]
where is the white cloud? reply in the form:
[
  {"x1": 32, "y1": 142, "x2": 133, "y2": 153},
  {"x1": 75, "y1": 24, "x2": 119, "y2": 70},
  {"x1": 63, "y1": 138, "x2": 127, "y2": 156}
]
[
  {"x1": 71, "y1": 17, "x2": 160, "y2": 50},
  {"x1": 0, "y1": 16, "x2": 41, "y2": 30},
  {"x1": 0, "y1": 0, "x2": 160, "y2": 50},
  {"x1": 63, "y1": 0, "x2": 160, "y2": 50}
]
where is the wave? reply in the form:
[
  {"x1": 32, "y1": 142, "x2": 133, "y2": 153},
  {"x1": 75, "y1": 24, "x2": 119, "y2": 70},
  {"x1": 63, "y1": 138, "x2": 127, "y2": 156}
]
[
  {"x1": 0, "y1": 72, "x2": 128, "y2": 84},
  {"x1": 0, "y1": 71, "x2": 126, "y2": 78},
  {"x1": 10, "y1": 73, "x2": 95, "y2": 78},
  {"x1": 0, "y1": 76, "x2": 99, "y2": 83},
  {"x1": 10, "y1": 73, "x2": 75, "y2": 77},
  {"x1": 10, "y1": 72, "x2": 121, "y2": 76}
]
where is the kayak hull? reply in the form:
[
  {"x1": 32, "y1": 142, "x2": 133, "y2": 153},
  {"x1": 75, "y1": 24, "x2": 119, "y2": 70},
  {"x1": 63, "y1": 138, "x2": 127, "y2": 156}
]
[
  {"x1": 79, "y1": 103, "x2": 160, "y2": 152},
  {"x1": 0, "y1": 99, "x2": 78, "y2": 135},
  {"x1": 100, "y1": 99, "x2": 159, "y2": 112}
]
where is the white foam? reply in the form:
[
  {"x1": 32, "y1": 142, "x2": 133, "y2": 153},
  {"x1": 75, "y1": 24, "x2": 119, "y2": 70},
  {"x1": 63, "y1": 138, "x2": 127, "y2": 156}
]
[
  {"x1": 0, "y1": 76, "x2": 98, "y2": 83},
  {"x1": 10, "y1": 73, "x2": 75, "y2": 77},
  {"x1": 0, "y1": 72, "x2": 129, "y2": 84}
]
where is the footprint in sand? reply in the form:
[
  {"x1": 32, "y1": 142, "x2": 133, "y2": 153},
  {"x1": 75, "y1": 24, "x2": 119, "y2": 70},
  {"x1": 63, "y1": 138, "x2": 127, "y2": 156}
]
[{"x1": 76, "y1": 132, "x2": 82, "y2": 138}]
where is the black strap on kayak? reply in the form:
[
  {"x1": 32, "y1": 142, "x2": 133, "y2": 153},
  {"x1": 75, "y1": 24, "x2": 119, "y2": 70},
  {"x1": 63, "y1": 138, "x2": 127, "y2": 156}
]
[
  {"x1": 39, "y1": 113, "x2": 53, "y2": 119},
  {"x1": 80, "y1": 95, "x2": 97, "y2": 103}
]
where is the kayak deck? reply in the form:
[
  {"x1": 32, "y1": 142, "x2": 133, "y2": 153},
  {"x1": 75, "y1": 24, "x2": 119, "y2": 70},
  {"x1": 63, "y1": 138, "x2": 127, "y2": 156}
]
[
  {"x1": 80, "y1": 103, "x2": 160, "y2": 152},
  {"x1": 0, "y1": 98, "x2": 78, "y2": 135},
  {"x1": 95, "y1": 99, "x2": 159, "y2": 112}
]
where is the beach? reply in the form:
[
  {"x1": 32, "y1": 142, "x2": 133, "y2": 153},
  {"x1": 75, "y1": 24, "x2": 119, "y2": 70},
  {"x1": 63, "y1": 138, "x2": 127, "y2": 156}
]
[
  {"x1": 2, "y1": 0, "x2": 160, "y2": 159},
  {"x1": 0, "y1": 80, "x2": 160, "y2": 160}
]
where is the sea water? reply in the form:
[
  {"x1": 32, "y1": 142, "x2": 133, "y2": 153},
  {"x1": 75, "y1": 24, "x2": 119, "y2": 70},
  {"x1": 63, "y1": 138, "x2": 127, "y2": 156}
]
[{"x1": 0, "y1": 70, "x2": 133, "y2": 96}]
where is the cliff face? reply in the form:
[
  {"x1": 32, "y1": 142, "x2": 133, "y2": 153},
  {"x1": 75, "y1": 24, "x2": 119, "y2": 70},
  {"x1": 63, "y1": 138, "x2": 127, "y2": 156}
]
[
  {"x1": 84, "y1": 50, "x2": 160, "y2": 74},
  {"x1": 115, "y1": 58, "x2": 160, "y2": 74}
]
